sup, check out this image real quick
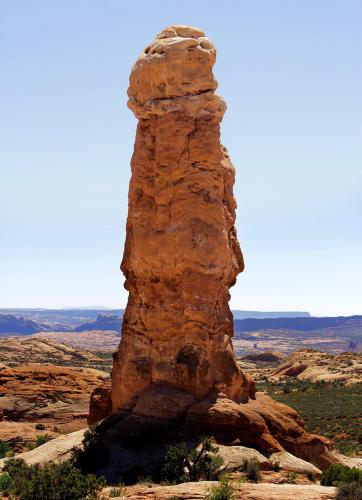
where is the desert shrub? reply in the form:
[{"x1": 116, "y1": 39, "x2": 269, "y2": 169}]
[
  {"x1": 109, "y1": 486, "x2": 125, "y2": 497},
  {"x1": 72, "y1": 429, "x2": 109, "y2": 474},
  {"x1": 0, "y1": 458, "x2": 106, "y2": 500},
  {"x1": 206, "y1": 477, "x2": 235, "y2": 500},
  {"x1": 0, "y1": 440, "x2": 12, "y2": 459},
  {"x1": 240, "y1": 459, "x2": 260, "y2": 482},
  {"x1": 36, "y1": 434, "x2": 50, "y2": 447},
  {"x1": 162, "y1": 438, "x2": 223, "y2": 484},
  {"x1": 337, "y1": 482, "x2": 362, "y2": 500},
  {"x1": 35, "y1": 423, "x2": 46, "y2": 431},
  {"x1": 261, "y1": 382, "x2": 362, "y2": 456},
  {"x1": 321, "y1": 464, "x2": 362, "y2": 487},
  {"x1": 285, "y1": 471, "x2": 297, "y2": 484},
  {"x1": 306, "y1": 470, "x2": 315, "y2": 482},
  {"x1": 0, "y1": 472, "x2": 13, "y2": 496},
  {"x1": 272, "y1": 460, "x2": 280, "y2": 472}
]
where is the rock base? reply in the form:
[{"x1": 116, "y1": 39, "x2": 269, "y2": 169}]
[{"x1": 89, "y1": 385, "x2": 336, "y2": 475}]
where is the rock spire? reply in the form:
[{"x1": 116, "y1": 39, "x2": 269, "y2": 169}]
[{"x1": 111, "y1": 25, "x2": 253, "y2": 412}]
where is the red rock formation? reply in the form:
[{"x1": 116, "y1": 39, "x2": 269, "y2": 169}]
[
  {"x1": 0, "y1": 364, "x2": 108, "y2": 432},
  {"x1": 112, "y1": 25, "x2": 253, "y2": 411},
  {"x1": 88, "y1": 25, "x2": 337, "y2": 472}
]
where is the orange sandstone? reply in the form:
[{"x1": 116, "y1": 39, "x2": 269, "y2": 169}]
[
  {"x1": 112, "y1": 25, "x2": 253, "y2": 411},
  {"x1": 88, "y1": 26, "x2": 336, "y2": 472}
]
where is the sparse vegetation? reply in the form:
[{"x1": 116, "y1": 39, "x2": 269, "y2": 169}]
[
  {"x1": 240, "y1": 459, "x2": 260, "y2": 482},
  {"x1": 306, "y1": 470, "x2": 315, "y2": 482},
  {"x1": 272, "y1": 460, "x2": 280, "y2": 472},
  {"x1": 28, "y1": 434, "x2": 51, "y2": 450},
  {"x1": 72, "y1": 429, "x2": 109, "y2": 474},
  {"x1": 109, "y1": 485, "x2": 125, "y2": 497},
  {"x1": 337, "y1": 481, "x2": 362, "y2": 499},
  {"x1": 0, "y1": 458, "x2": 106, "y2": 500},
  {"x1": 321, "y1": 464, "x2": 362, "y2": 500},
  {"x1": 258, "y1": 380, "x2": 362, "y2": 456},
  {"x1": 321, "y1": 464, "x2": 362, "y2": 486},
  {"x1": 206, "y1": 477, "x2": 236, "y2": 500},
  {"x1": 35, "y1": 423, "x2": 46, "y2": 430},
  {"x1": 162, "y1": 438, "x2": 223, "y2": 484},
  {"x1": 285, "y1": 471, "x2": 298, "y2": 484},
  {"x1": 0, "y1": 440, "x2": 12, "y2": 459}
]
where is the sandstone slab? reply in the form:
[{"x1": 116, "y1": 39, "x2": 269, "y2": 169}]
[
  {"x1": 269, "y1": 450, "x2": 322, "y2": 476},
  {"x1": 0, "y1": 428, "x2": 86, "y2": 469},
  {"x1": 100, "y1": 482, "x2": 337, "y2": 499}
]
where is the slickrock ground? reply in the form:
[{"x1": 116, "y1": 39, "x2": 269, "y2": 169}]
[
  {"x1": 0, "y1": 335, "x2": 113, "y2": 369},
  {"x1": 0, "y1": 364, "x2": 109, "y2": 438},
  {"x1": 100, "y1": 482, "x2": 337, "y2": 499},
  {"x1": 271, "y1": 349, "x2": 362, "y2": 384},
  {"x1": 237, "y1": 348, "x2": 362, "y2": 383},
  {"x1": 0, "y1": 429, "x2": 86, "y2": 469},
  {"x1": 32, "y1": 331, "x2": 119, "y2": 355}
]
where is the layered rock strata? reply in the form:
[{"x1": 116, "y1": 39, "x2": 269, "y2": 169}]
[
  {"x1": 112, "y1": 24, "x2": 253, "y2": 411},
  {"x1": 88, "y1": 26, "x2": 336, "y2": 472}
]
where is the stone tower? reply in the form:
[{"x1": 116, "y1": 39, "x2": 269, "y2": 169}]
[{"x1": 111, "y1": 25, "x2": 254, "y2": 412}]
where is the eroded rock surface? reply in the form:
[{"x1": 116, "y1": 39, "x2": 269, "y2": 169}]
[
  {"x1": 112, "y1": 24, "x2": 252, "y2": 412},
  {"x1": 101, "y1": 482, "x2": 338, "y2": 500},
  {"x1": 0, "y1": 364, "x2": 108, "y2": 433},
  {"x1": 88, "y1": 25, "x2": 339, "y2": 474}
]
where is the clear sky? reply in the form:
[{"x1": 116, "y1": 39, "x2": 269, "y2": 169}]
[{"x1": 1, "y1": 1, "x2": 361, "y2": 315}]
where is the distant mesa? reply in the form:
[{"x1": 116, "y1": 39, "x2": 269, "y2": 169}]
[
  {"x1": 74, "y1": 314, "x2": 122, "y2": 334},
  {"x1": 232, "y1": 310, "x2": 310, "y2": 319},
  {"x1": 233, "y1": 314, "x2": 362, "y2": 333},
  {"x1": 0, "y1": 314, "x2": 47, "y2": 335}
]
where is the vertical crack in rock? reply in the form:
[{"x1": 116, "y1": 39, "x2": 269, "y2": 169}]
[{"x1": 111, "y1": 25, "x2": 253, "y2": 413}]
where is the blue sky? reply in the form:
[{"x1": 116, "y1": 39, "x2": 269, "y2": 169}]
[{"x1": 1, "y1": 1, "x2": 361, "y2": 315}]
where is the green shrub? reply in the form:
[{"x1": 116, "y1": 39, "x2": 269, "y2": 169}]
[
  {"x1": 337, "y1": 482, "x2": 362, "y2": 500},
  {"x1": 162, "y1": 438, "x2": 223, "y2": 484},
  {"x1": 306, "y1": 470, "x2": 315, "y2": 482},
  {"x1": 321, "y1": 464, "x2": 362, "y2": 487},
  {"x1": 109, "y1": 486, "x2": 125, "y2": 497},
  {"x1": 35, "y1": 423, "x2": 46, "y2": 431},
  {"x1": 0, "y1": 472, "x2": 13, "y2": 496},
  {"x1": 286, "y1": 471, "x2": 298, "y2": 484},
  {"x1": 272, "y1": 460, "x2": 280, "y2": 472},
  {"x1": 36, "y1": 434, "x2": 50, "y2": 447},
  {"x1": 240, "y1": 459, "x2": 260, "y2": 482},
  {"x1": 206, "y1": 477, "x2": 235, "y2": 500},
  {"x1": 0, "y1": 440, "x2": 12, "y2": 459},
  {"x1": 0, "y1": 458, "x2": 106, "y2": 500},
  {"x1": 72, "y1": 429, "x2": 109, "y2": 474}
]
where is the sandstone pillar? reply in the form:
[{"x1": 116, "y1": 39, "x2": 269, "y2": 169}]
[{"x1": 111, "y1": 25, "x2": 253, "y2": 412}]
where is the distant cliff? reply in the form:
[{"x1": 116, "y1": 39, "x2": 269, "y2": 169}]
[
  {"x1": 0, "y1": 314, "x2": 47, "y2": 334},
  {"x1": 232, "y1": 310, "x2": 310, "y2": 320},
  {"x1": 74, "y1": 314, "x2": 122, "y2": 333},
  {"x1": 234, "y1": 315, "x2": 362, "y2": 333}
]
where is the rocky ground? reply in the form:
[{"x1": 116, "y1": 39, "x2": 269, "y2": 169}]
[
  {"x1": 32, "y1": 331, "x2": 119, "y2": 355},
  {"x1": 0, "y1": 361, "x2": 109, "y2": 452},
  {"x1": 0, "y1": 335, "x2": 113, "y2": 370},
  {"x1": 0, "y1": 429, "x2": 345, "y2": 499},
  {"x1": 238, "y1": 348, "x2": 362, "y2": 384},
  {"x1": 0, "y1": 338, "x2": 360, "y2": 498}
]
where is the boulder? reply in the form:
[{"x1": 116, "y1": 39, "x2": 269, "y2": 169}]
[
  {"x1": 217, "y1": 444, "x2": 270, "y2": 471},
  {"x1": 0, "y1": 428, "x2": 86, "y2": 469},
  {"x1": 269, "y1": 450, "x2": 322, "y2": 476}
]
